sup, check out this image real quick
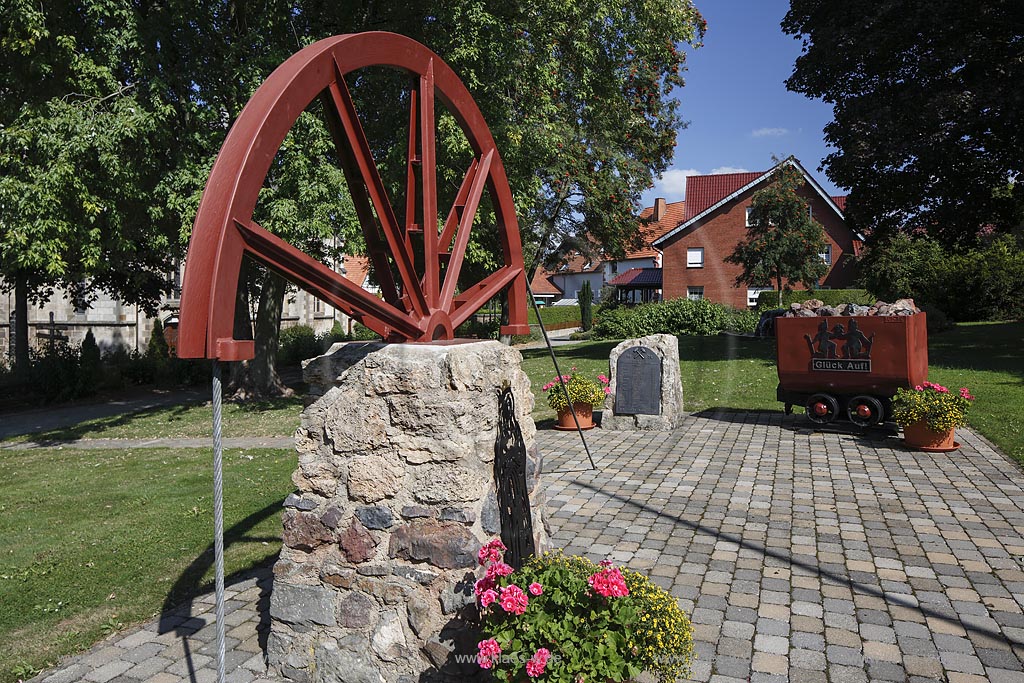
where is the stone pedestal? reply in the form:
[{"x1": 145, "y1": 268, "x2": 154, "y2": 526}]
[
  {"x1": 601, "y1": 334, "x2": 684, "y2": 430},
  {"x1": 268, "y1": 340, "x2": 546, "y2": 683}
]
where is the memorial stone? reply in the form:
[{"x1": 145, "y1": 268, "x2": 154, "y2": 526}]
[{"x1": 602, "y1": 334, "x2": 684, "y2": 430}]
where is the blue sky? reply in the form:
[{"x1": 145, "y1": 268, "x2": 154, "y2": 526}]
[{"x1": 640, "y1": 0, "x2": 844, "y2": 208}]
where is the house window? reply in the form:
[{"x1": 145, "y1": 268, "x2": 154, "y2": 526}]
[
  {"x1": 745, "y1": 207, "x2": 754, "y2": 227},
  {"x1": 747, "y1": 287, "x2": 773, "y2": 308},
  {"x1": 687, "y1": 286, "x2": 704, "y2": 301},
  {"x1": 313, "y1": 296, "x2": 324, "y2": 315},
  {"x1": 686, "y1": 248, "x2": 704, "y2": 268},
  {"x1": 819, "y1": 244, "x2": 832, "y2": 266}
]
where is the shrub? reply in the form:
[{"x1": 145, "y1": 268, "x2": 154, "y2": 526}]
[
  {"x1": 528, "y1": 306, "x2": 581, "y2": 327},
  {"x1": 592, "y1": 298, "x2": 733, "y2": 339},
  {"x1": 723, "y1": 307, "x2": 760, "y2": 334},
  {"x1": 755, "y1": 288, "x2": 874, "y2": 310},
  {"x1": 147, "y1": 318, "x2": 169, "y2": 359},
  {"x1": 277, "y1": 325, "x2": 321, "y2": 366},
  {"x1": 78, "y1": 330, "x2": 102, "y2": 396},
  {"x1": 579, "y1": 281, "x2": 593, "y2": 331}
]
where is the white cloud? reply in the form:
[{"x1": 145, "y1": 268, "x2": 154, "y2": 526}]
[
  {"x1": 709, "y1": 166, "x2": 749, "y2": 175},
  {"x1": 751, "y1": 127, "x2": 789, "y2": 138},
  {"x1": 652, "y1": 168, "x2": 698, "y2": 202}
]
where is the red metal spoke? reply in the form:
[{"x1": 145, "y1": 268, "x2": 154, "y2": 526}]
[
  {"x1": 404, "y1": 87, "x2": 419, "y2": 253},
  {"x1": 419, "y1": 60, "x2": 439, "y2": 307},
  {"x1": 318, "y1": 91, "x2": 401, "y2": 308},
  {"x1": 440, "y1": 149, "x2": 493, "y2": 306},
  {"x1": 439, "y1": 159, "x2": 478, "y2": 254},
  {"x1": 449, "y1": 264, "x2": 520, "y2": 329},
  {"x1": 234, "y1": 219, "x2": 423, "y2": 340},
  {"x1": 327, "y1": 60, "x2": 428, "y2": 318}
]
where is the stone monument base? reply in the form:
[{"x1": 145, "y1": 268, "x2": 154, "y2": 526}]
[{"x1": 268, "y1": 340, "x2": 546, "y2": 683}]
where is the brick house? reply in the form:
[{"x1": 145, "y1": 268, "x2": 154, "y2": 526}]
[{"x1": 652, "y1": 157, "x2": 861, "y2": 309}]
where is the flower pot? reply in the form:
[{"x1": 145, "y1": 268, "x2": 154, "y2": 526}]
[
  {"x1": 902, "y1": 421, "x2": 959, "y2": 452},
  {"x1": 555, "y1": 403, "x2": 595, "y2": 430}
]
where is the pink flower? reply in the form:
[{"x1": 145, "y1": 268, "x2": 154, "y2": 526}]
[
  {"x1": 477, "y1": 539, "x2": 506, "y2": 566},
  {"x1": 474, "y1": 576, "x2": 495, "y2": 596},
  {"x1": 603, "y1": 386, "x2": 611, "y2": 394},
  {"x1": 486, "y1": 561, "x2": 514, "y2": 579},
  {"x1": 599, "y1": 559, "x2": 614, "y2": 567},
  {"x1": 914, "y1": 385, "x2": 923, "y2": 391},
  {"x1": 542, "y1": 382, "x2": 555, "y2": 391},
  {"x1": 477, "y1": 638, "x2": 502, "y2": 669},
  {"x1": 499, "y1": 584, "x2": 529, "y2": 615},
  {"x1": 526, "y1": 648, "x2": 551, "y2": 677},
  {"x1": 959, "y1": 387, "x2": 975, "y2": 400},
  {"x1": 529, "y1": 582, "x2": 544, "y2": 596},
  {"x1": 597, "y1": 374, "x2": 609, "y2": 384},
  {"x1": 588, "y1": 566, "x2": 630, "y2": 597},
  {"x1": 479, "y1": 588, "x2": 499, "y2": 608}
]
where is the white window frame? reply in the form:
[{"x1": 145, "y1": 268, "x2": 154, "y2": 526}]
[
  {"x1": 687, "y1": 286, "x2": 704, "y2": 301},
  {"x1": 746, "y1": 287, "x2": 773, "y2": 308},
  {"x1": 819, "y1": 244, "x2": 833, "y2": 266},
  {"x1": 686, "y1": 247, "x2": 704, "y2": 268},
  {"x1": 745, "y1": 207, "x2": 754, "y2": 227}
]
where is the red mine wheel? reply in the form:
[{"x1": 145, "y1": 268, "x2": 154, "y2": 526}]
[{"x1": 177, "y1": 32, "x2": 530, "y2": 360}]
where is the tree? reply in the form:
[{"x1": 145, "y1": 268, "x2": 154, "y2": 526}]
[
  {"x1": 579, "y1": 280, "x2": 593, "y2": 331},
  {"x1": 0, "y1": 0, "x2": 178, "y2": 373},
  {"x1": 726, "y1": 160, "x2": 828, "y2": 307},
  {"x1": 783, "y1": 0, "x2": 1024, "y2": 247},
  {"x1": 857, "y1": 232, "x2": 944, "y2": 304}
]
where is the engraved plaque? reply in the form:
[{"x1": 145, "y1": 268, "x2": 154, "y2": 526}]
[{"x1": 615, "y1": 346, "x2": 662, "y2": 415}]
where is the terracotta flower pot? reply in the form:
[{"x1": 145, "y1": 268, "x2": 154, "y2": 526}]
[
  {"x1": 902, "y1": 421, "x2": 958, "y2": 452},
  {"x1": 555, "y1": 403, "x2": 595, "y2": 430}
]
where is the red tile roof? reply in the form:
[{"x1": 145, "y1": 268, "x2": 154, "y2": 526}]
[
  {"x1": 608, "y1": 268, "x2": 662, "y2": 287},
  {"x1": 683, "y1": 172, "x2": 766, "y2": 221},
  {"x1": 831, "y1": 195, "x2": 848, "y2": 212},
  {"x1": 342, "y1": 255, "x2": 371, "y2": 287},
  {"x1": 530, "y1": 268, "x2": 561, "y2": 295},
  {"x1": 630, "y1": 200, "x2": 686, "y2": 258}
]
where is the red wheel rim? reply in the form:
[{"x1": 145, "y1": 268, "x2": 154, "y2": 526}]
[{"x1": 813, "y1": 402, "x2": 829, "y2": 416}]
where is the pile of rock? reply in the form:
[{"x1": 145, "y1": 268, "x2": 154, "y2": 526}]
[{"x1": 784, "y1": 298, "x2": 921, "y2": 317}]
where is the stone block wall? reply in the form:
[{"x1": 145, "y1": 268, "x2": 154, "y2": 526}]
[{"x1": 269, "y1": 340, "x2": 546, "y2": 683}]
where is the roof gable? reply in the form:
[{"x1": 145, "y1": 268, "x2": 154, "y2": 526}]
[
  {"x1": 628, "y1": 199, "x2": 686, "y2": 259},
  {"x1": 652, "y1": 158, "x2": 849, "y2": 248}
]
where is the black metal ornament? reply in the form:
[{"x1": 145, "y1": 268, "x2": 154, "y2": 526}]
[{"x1": 493, "y1": 386, "x2": 535, "y2": 569}]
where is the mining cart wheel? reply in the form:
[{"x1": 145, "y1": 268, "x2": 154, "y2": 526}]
[
  {"x1": 847, "y1": 395, "x2": 885, "y2": 427},
  {"x1": 806, "y1": 393, "x2": 839, "y2": 425},
  {"x1": 177, "y1": 32, "x2": 530, "y2": 360}
]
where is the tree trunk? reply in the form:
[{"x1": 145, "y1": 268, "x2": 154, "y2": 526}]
[
  {"x1": 228, "y1": 268, "x2": 292, "y2": 400},
  {"x1": 13, "y1": 271, "x2": 30, "y2": 375},
  {"x1": 776, "y1": 270, "x2": 784, "y2": 308}
]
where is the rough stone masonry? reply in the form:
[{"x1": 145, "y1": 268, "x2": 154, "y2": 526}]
[{"x1": 268, "y1": 340, "x2": 548, "y2": 683}]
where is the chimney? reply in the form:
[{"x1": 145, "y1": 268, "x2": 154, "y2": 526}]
[{"x1": 653, "y1": 198, "x2": 667, "y2": 221}]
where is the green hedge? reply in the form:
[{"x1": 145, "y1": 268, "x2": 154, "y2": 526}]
[
  {"x1": 755, "y1": 288, "x2": 874, "y2": 310},
  {"x1": 528, "y1": 305, "x2": 581, "y2": 327},
  {"x1": 278, "y1": 322, "x2": 378, "y2": 365},
  {"x1": 592, "y1": 299, "x2": 755, "y2": 339}
]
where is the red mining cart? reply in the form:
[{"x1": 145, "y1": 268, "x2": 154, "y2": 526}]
[{"x1": 775, "y1": 313, "x2": 928, "y2": 426}]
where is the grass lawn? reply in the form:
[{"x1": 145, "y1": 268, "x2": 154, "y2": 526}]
[
  {"x1": 521, "y1": 321, "x2": 1024, "y2": 463},
  {"x1": 0, "y1": 446, "x2": 295, "y2": 681},
  {"x1": 1, "y1": 396, "x2": 304, "y2": 444}
]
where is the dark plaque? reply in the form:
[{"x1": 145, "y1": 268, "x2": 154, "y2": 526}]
[{"x1": 615, "y1": 346, "x2": 662, "y2": 415}]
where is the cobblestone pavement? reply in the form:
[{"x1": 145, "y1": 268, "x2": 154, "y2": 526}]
[{"x1": 33, "y1": 411, "x2": 1024, "y2": 683}]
